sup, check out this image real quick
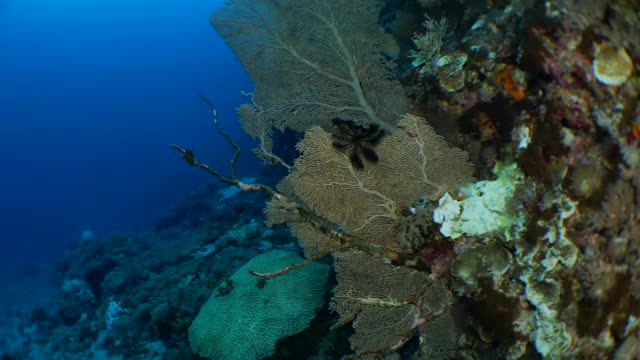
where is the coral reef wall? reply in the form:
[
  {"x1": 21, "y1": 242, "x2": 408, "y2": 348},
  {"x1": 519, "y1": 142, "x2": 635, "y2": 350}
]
[
  {"x1": 207, "y1": 0, "x2": 640, "y2": 358},
  {"x1": 4, "y1": 1, "x2": 640, "y2": 359}
]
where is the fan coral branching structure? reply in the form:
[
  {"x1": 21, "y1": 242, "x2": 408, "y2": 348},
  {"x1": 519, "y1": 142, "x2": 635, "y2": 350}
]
[
  {"x1": 331, "y1": 251, "x2": 456, "y2": 358},
  {"x1": 273, "y1": 114, "x2": 474, "y2": 253},
  {"x1": 211, "y1": 0, "x2": 408, "y2": 136}
]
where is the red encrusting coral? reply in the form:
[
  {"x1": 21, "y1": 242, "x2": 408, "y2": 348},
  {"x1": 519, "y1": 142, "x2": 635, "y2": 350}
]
[{"x1": 495, "y1": 65, "x2": 526, "y2": 101}]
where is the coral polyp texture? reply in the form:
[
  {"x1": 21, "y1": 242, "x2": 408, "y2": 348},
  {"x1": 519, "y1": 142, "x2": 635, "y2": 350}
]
[{"x1": 189, "y1": 250, "x2": 329, "y2": 360}]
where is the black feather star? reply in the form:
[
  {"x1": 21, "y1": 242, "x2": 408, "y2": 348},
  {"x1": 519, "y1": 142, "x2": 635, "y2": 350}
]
[{"x1": 330, "y1": 118, "x2": 386, "y2": 170}]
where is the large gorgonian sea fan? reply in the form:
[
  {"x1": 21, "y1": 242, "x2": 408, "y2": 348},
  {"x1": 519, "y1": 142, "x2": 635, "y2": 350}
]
[
  {"x1": 268, "y1": 114, "x2": 474, "y2": 253},
  {"x1": 332, "y1": 250, "x2": 457, "y2": 358},
  {"x1": 210, "y1": 0, "x2": 408, "y2": 134}
]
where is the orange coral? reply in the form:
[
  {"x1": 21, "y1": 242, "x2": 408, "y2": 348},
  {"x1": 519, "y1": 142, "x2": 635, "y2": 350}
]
[
  {"x1": 632, "y1": 123, "x2": 640, "y2": 142},
  {"x1": 496, "y1": 65, "x2": 526, "y2": 101}
]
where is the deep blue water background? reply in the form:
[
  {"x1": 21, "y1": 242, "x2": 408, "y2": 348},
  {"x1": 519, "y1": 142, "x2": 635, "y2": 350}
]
[{"x1": 0, "y1": 0, "x2": 256, "y2": 272}]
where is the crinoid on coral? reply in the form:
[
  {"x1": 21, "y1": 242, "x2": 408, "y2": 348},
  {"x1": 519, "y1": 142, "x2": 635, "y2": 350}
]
[{"x1": 330, "y1": 117, "x2": 386, "y2": 170}]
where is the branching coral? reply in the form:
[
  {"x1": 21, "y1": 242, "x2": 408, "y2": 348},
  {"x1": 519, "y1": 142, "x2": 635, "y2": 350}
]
[
  {"x1": 237, "y1": 102, "x2": 291, "y2": 170},
  {"x1": 410, "y1": 16, "x2": 447, "y2": 77}
]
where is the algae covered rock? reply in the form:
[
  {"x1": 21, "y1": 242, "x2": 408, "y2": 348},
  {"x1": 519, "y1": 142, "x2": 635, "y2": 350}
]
[
  {"x1": 452, "y1": 240, "x2": 512, "y2": 291},
  {"x1": 436, "y1": 52, "x2": 468, "y2": 92}
]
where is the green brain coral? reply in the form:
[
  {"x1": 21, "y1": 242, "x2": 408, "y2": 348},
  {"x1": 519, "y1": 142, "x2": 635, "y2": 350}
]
[{"x1": 189, "y1": 250, "x2": 329, "y2": 360}]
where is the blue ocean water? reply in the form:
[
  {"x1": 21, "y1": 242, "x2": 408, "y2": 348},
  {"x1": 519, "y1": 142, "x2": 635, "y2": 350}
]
[{"x1": 0, "y1": 0, "x2": 255, "y2": 272}]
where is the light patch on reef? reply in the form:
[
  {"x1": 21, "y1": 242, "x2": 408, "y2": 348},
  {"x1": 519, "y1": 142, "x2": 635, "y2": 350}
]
[
  {"x1": 433, "y1": 163, "x2": 525, "y2": 240},
  {"x1": 516, "y1": 192, "x2": 579, "y2": 358},
  {"x1": 515, "y1": 125, "x2": 531, "y2": 150}
]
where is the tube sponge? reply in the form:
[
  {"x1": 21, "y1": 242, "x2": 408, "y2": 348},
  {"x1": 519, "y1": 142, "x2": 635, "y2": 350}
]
[{"x1": 189, "y1": 250, "x2": 329, "y2": 360}]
